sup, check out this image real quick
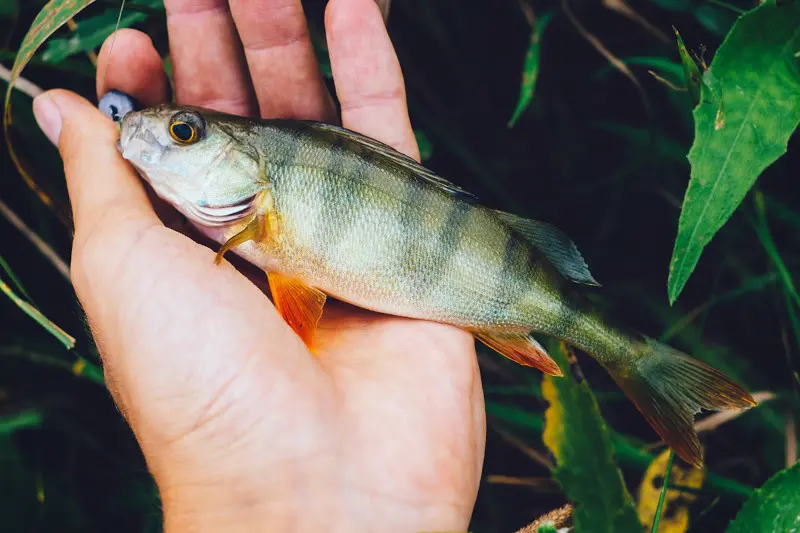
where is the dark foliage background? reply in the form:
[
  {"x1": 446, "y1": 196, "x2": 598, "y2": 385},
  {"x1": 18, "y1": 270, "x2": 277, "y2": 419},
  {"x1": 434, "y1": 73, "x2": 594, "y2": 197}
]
[{"x1": 1, "y1": 0, "x2": 797, "y2": 531}]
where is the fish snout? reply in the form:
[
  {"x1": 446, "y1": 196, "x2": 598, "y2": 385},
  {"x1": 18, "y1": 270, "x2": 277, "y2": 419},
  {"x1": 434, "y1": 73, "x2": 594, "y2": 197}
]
[{"x1": 119, "y1": 114, "x2": 163, "y2": 166}]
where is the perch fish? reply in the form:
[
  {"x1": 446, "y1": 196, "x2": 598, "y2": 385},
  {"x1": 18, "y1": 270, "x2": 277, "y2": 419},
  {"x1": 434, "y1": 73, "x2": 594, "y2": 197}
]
[{"x1": 112, "y1": 101, "x2": 755, "y2": 467}]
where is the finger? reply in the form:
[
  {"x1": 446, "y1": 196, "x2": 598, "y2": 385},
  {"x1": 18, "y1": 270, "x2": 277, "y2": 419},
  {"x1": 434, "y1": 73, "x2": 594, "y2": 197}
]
[
  {"x1": 165, "y1": 0, "x2": 257, "y2": 116},
  {"x1": 326, "y1": 0, "x2": 419, "y2": 160},
  {"x1": 96, "y1": 29, "x2": 169, "y2": 106},
  {"x1": 32, "y1": 90, "x2": 160, "y2": 239},
  {"x1": 228, "y1": 0, "x2": 335, "y2": 120}
]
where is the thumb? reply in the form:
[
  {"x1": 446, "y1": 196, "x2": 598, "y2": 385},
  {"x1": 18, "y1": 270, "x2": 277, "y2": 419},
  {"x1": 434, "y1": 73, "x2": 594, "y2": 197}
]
[{"x1": 32, "y1": 89, "x2": 160, "y2": 238}]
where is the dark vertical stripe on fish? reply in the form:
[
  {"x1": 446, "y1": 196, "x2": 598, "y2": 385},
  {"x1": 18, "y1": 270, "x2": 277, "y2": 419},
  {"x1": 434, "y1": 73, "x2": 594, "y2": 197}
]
[
  {"x1": 429, "y1": 199, "x2": 474, "y2": 309},
  {"x1": 398, "y1": 180, "x2": 433, "y2": 302},
  {"x1": 317, "y1": 143, "x2": 359, "y2": 263},
  {"x1": 501, "y1": 233, "x2": 534, "y2": 327}
]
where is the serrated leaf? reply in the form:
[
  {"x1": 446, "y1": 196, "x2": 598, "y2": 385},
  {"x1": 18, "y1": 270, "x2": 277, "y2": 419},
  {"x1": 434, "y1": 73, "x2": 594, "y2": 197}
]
[
  {"x1": 726, "y1": 461, "x2": 800, "y2": 533},
  {"x1": 667, "y1": 0, "x2": 800, "y2": 304},
  {"x1": 542, "y1": 342, "x2": 641, "y2": 533},
  {"x1": 508, "y1": 12, "x2": 551, "y2": 128},
  {"x1": 42, "y1": 8, "x2": 147, "y2": 63}
]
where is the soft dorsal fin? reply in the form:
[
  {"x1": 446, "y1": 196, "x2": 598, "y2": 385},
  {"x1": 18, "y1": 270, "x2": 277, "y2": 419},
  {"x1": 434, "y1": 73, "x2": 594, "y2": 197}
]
[
  {"x1": 494, "y1": 211, "x2": 600, "y2": 286},
  {"x1": 301, "y1": 121, "x2": 479, "y2": 202}
]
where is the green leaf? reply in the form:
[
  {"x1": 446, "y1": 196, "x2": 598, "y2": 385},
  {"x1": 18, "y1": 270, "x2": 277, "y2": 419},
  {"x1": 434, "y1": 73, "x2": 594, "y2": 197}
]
[
  {"x1": 726, "y1": 461, "x2": 800, "y2": 533},
  {"x1": 674, "y1": 28, "x2": 703, "y2": 106},
  {"x1": 542, "y1": 341, "x2": 642, "y2": 533},
  {"x1": 508, "y1": 12, "x2": 551, "y2": 128},
  {"x1": 4, "y1": 0, "x2": 96, "y2": 111},
  {"x1": 667, "y1": 0, "x2": 800, "y2": 304},
  {"x1": 0, "y1": 410, "x2": 43, "y2": 435},
  {"x1": 41, "y1": 8, "x2": 147, "y2": 63},
  {"x1": 414, "y1": 129, "x2": 434, "y2": 161}
]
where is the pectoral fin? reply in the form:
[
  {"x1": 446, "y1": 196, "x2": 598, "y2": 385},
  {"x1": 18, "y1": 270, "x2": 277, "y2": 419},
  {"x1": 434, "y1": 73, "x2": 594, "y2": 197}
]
[
  {"x1": 267, "y1": 272, "x2": 327, "y2": 349},
  {"x1": 474, "y1": 332, "x2": 563, "y2": 376},
  {"x1": 214, "y1": 216, "x2": 266, "y2": 265}
]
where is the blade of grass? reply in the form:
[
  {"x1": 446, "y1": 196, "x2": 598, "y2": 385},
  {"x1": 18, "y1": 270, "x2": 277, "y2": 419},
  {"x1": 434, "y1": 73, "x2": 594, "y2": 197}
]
[
  {"x1": 507, "y1": 11, "x2": 552, "y2": 128},
  {"x1": 3, "y1": 0, "x2": 98, "y2": 227},
  {"x1": 0, "y1": 346, "x2": 104, "y2": 385},
  {"x1": 751, "y1": 190, "x2": 800, "y2": 394},
  {"x1": 0, "y1": 410, "x2": 43, "y2": 435},
  {"x1": 650, "y1": 450, "x2": 674, "y2": 533},
  {"x1": 0, "y1": 254, "x2": 33, "y2": 303},
  {"x1": 0, "y1": 198, "x2": 70, "y2": 280},
  {"x1": 0, "y1": 280, "x2": 75, "y2": 349},
  {"x1": 753, "y1": 192, "x2": 800, "y2": 309}
]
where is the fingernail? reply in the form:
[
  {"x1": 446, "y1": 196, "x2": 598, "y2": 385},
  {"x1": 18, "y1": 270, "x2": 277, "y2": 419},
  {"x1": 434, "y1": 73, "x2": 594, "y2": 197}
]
[{"x1": 32, "y1": 94, "x2": 62, "y2": 147}]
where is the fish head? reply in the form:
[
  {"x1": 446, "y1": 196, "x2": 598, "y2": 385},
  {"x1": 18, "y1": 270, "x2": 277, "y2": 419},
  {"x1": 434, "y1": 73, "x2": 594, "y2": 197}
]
[{"x1": 118, "y1": 105, "x2": 264, "y2": 227}]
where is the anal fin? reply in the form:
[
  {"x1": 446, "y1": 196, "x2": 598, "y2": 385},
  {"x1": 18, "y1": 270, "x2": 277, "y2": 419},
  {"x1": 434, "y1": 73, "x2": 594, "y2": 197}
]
[
  {"x1": 267, "y1": 273, "x2": 327, "y2": 349},
  {"x1": 474, "y1": 332, "x2": 563, "y2": 376}
]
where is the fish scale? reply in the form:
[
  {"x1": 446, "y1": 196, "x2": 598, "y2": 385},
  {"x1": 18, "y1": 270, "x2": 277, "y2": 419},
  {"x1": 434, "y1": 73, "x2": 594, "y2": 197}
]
[{"x1": 116, "y1": 102, "x2": 756, "y2": 468}]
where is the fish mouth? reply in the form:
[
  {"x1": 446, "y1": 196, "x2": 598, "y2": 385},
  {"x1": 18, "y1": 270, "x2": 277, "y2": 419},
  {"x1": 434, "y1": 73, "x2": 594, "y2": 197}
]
[
  {"x1": 123, "y1": 160, "x2": 251, "y2": 227},
  {"x1": 185, "y1": 194, "x2": 258, "y2": 227}
]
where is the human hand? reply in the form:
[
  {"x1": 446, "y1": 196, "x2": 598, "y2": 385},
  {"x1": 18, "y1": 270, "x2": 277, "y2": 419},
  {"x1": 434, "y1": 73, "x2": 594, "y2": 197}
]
[{"x1": 32, "y1": 1, "x2": 485, "y2": 531}]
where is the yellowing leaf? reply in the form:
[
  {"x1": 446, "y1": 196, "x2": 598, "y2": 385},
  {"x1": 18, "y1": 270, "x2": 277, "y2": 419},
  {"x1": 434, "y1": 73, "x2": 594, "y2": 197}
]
[
  {"x1": 3, "y1": 0, "x2": 96, "y2": 219},
  {"x1": 638, "y1": 448, "x2": 705, "y2": 532},
  {"x1": 542, "y1": 341, "x2": 641, "y2": 533},
  {"x1": 508, "y1": 12, "x2": 551, "y2": 128}
]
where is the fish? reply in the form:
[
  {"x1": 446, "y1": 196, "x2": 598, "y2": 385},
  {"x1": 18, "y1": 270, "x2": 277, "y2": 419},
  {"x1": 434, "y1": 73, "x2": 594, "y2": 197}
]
[{"x1": 115, "y1": 102, "x2": 756, "y2": 468}]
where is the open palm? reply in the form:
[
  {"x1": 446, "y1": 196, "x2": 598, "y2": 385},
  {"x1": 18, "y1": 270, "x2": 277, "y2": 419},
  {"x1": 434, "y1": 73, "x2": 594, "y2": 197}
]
[{"x1": 36, "y1": 0, "x2": 485, "y2": 531}]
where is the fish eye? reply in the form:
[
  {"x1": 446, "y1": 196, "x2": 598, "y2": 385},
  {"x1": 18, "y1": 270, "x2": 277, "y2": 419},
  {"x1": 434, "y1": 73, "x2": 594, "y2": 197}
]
[
  {"x1": 169, "y1": 121, "x2": 197, "y2": 144},
  {"x1": 168, "y1": 110, "x2": 206, "y2": 145}
]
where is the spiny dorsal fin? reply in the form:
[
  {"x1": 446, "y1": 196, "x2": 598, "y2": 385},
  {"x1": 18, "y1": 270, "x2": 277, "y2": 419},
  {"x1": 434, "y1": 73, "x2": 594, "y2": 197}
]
[
  {"x1": 494, "y1": 211, "x2": 600, "y2": 286},
  {"x1": 301, "y1": 121, "x2": 479, "y2": 202}
]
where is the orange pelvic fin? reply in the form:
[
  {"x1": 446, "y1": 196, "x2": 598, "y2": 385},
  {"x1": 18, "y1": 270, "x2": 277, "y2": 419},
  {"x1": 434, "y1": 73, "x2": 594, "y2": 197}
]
[
  {"x1": 267, "y1": 273, "x2": 327, "y2": 349},
  {"x1": 474, "y1": 332, "x2": 563, "y2": 376}
]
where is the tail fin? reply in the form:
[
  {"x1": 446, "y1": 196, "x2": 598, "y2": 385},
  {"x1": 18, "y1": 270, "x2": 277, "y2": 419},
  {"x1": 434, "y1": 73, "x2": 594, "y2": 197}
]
[{"x1": 611, "y1": 339, "x2": 756, "y2": 468}]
